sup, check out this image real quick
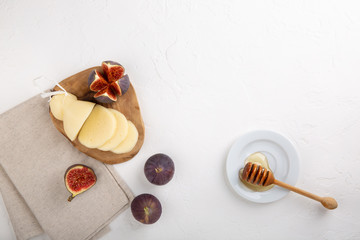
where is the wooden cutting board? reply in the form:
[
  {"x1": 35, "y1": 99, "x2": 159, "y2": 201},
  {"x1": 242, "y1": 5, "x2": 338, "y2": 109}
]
[{"x1": 50, "y1": 66, "x2": 145, "y2": 164}]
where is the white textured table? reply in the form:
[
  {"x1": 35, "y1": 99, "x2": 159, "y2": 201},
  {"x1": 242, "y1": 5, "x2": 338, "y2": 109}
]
[{"x1": 1, "y1": 1, "x2": 359, "y2": 239}]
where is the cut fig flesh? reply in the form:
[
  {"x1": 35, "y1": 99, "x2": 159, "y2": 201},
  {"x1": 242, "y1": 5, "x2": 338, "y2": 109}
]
[
  {"x1": 93, "y1": 81, "x2": 120, "y2": 101},
  {"x1": 88, "y1": 61, "x2": 128, "y2": 103},
  {"x1": 102, "y1": 61, "x2": 125, "y2": 83},
  {"x1": 89, "y1": 70, "x2": 108, "y2": 92},
  {"x1": 64, "y1": 164, "x2": 96, "y2": 202}
]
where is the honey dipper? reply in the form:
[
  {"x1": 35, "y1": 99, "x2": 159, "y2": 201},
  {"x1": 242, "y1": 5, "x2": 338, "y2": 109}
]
[{"x1": 240, "y1": 162, "x2": 338, "y2": 210}]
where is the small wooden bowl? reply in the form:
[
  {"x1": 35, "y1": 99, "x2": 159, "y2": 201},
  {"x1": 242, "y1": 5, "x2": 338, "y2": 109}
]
[{"x1": 50, "y1": 66, "x2": 145, "y2": 164}]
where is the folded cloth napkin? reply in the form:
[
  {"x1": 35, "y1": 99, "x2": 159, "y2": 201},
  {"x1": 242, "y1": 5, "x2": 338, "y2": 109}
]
[
  {"x1": 0, "y1": 95, "x2": 134, "y2": 240},
  {"x1": 0, "y1": 165, "x2": 43, "y2": 239},
  {"x1": 0, "y1": 165, "x2": 114, "y2": 240}
]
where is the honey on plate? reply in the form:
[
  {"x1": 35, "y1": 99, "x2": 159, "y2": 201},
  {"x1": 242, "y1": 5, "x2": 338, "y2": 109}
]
[{"x1": 239, "y1": 152, "x2": 274, "y2": 192}]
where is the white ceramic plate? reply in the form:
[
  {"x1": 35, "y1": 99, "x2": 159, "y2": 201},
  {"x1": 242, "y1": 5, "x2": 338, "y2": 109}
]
[{"x1": 226, "y1": 130, "x2": 300, "y2": 203}]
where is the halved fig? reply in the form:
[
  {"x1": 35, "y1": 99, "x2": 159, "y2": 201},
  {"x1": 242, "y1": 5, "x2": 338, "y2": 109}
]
[
  {"x1": 64, "y1": 164, "x2": 97, "y2": 202},
  {"x1": 88, "y1": 61, "x2": 130, "y2": 103},
  {"x1": 131, "y1": 194, "x2": 162, "y2": 224},
  {"x1": 102, "y1": 61, "x2": 125, "y2": 82}
]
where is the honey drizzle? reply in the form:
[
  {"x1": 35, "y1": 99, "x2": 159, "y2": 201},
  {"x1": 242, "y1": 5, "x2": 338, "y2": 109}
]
[{"x1": 239, "y1": 152, "x2": 274, "y2": 192}]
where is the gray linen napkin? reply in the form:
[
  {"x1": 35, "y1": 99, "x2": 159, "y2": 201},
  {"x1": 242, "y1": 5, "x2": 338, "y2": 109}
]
[
  {"x1": 0, "y1": 95, "x2": 134, "y2": 240},
  {"x1": 0, "y1": 165, "x2": 116, "y2": 240},
  {"x1": 0, "y1": 165, "x2": 43, "y2": 240}
]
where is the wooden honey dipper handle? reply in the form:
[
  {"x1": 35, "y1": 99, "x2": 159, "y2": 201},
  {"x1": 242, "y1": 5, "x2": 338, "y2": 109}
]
[
  {"x1": 273, "y1": 179, "x2": 338, "y2": 210},
  {"x1": 241, "y1": 162, "x2": 338, "y2": 210}
]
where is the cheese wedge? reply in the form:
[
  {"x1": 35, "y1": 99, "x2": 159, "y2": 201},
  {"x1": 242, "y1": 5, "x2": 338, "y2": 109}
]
[
  {"x1": 49, "y1": 93, "x2": 77, "y2": 120},
  {"x1": 98, "y1": 109, "x2": 129, "y2": 151},
  {"x1": 63, "y1": 100, "x2": 95, "y2": 141},
  {"x1": 111, "y1": 121, "x2": 138, "y2": 154},
  {"x1": 78, "y1": 105, "x2": 117, "y2": 148}
]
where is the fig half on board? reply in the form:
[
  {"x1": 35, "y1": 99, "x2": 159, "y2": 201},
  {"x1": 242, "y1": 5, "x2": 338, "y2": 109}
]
[
  {"x1": 64, "y1": 164, "x2": 97, "y2": 202},
  {"x1": 88, "y1": 61, "x2": 130, "y2": 103}
]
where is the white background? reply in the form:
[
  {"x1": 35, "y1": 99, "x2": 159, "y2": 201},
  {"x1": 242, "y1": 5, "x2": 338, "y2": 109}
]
[{"x1": 1, "y1": 0, "x2": 360, "y2": 239}]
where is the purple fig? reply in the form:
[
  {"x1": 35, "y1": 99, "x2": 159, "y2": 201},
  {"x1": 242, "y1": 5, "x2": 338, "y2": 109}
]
[
  {"x1": 131, "y1": 194, "x2": 162, "y2": 224},
  {"x1": 116, "y1": 74, "x2": 130, "y2": 96},
  {"x1": 144, "y1": 153, "x2": 175, "y2": 185},
  {"x1": 88, "y1": 62, "x2": 130, "y2": 103}
]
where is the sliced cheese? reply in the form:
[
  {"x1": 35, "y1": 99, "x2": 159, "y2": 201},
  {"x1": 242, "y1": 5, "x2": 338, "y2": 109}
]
[
  {"x1": 111, "y1": 121, "x2": 138, "y2": 154},
  {"x1": 63, "y1": 100, "x2": 95, "y2": 141},
  {"x1": 78, "y1": 105, "x2": 117, "y2": 148},
  {"x1": 49, "y1": 93, "x2": 77, "y2": 121},
  {"x1": 98, "y1": 109, "x2": 129, "y2": 151}
]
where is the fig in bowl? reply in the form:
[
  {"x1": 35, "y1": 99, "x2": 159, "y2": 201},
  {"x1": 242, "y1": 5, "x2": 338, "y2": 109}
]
[
  {"x1": 64, "y1": 164, "x2": 97, "y2": 202},
  {"x1": 88, "y1": 61, "x2": 130, "y2": 103},
  {"x1": 144, "y1": 153, "x2": 175, "y2": 185},
  {"x1": 131, "y1": 194, "x2": 162, "y2": 224}
]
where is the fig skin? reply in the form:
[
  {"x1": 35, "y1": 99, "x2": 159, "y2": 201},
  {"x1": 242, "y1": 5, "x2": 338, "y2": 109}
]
[
  {"x1": 117, "y1": 74, "x2": 130, "y2": 96},
  {"x1": 144, "y1": 153, "x2": 175, "y2": 185},
  {"x1": 131, "y1": 194, "x2": 162, "y2": 224},
  {"x1": 64, "y1": 164, "x2": 97, "y2": 202}
]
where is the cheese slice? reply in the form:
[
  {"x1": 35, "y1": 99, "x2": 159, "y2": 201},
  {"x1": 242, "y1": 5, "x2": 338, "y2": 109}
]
[
  {"x1": 98, "y1": 109, "x2": 129, "y2": 151},
  {"x1": 78, "y1": 105, "x2": 117, "y2": 148},
  {"x1": 111, "y1": 121, "x2": 138, "y2": 154},
  {"x1": 49, "y1": 93, "x2": 77, "y2": 121},
  {"x1": 63, "y1": 100, "x2": 95, "y2": 141}
]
